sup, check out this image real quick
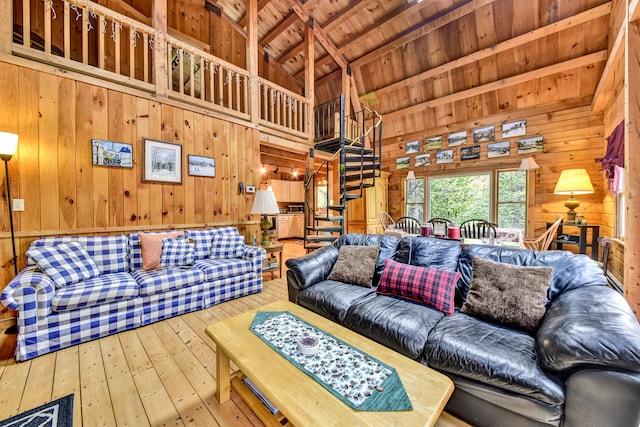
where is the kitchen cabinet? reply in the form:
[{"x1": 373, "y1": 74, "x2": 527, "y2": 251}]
[
  {"x1": 346, "y1": 172, "x2": 390, "y2": 235},
  {"x1": 268, "y1": 179, "x2": 305, "y2": 203},
  {"x1": 277, "y1": 213, "x2": 304, "y2": 238}
]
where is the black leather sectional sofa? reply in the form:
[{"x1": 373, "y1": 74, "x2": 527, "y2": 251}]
[{"x1": 285, "y1": 233, "x2": 640, "y2": 427}]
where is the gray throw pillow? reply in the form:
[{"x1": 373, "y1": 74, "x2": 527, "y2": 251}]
[
  {"x1": 461, "y1": 257, "x2": 554, "y2": 334},
  {"x1": 327, "y1": 245, "x2": 380, "y2": 287}
]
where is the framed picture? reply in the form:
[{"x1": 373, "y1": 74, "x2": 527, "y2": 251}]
[
  {"x1": 488, "y1": 141, "x2": 510, "y2": 158},
  {"x1": 188, "y1": 154, "x2": 215, "y2": 177},
  {"x1": 473, "y1": 125, "x2": 495, "y2": 143},
  {"x1": 502, "y1": 120, "x2": 527, "y2": 138},
  {"x1": 436, "y1": 149, "x2": 454, "y2": 164},
  {"x1": 396, "y1": 156, "x2": 411, "y2": 169},
  {"x1": 92, "y1": 139, "x2": 133, "y2": 168},
  {"x1": 447, "y1": 131, "x2": 467, "y2": 147},
  {"x1": 517, "y1": 136, "x2": 544, "y2": 154},
  {"x1": 425, "y1": 136, "x2": 443, "y2": 151},
  {"x1": 460, "y1": 145, "x2": 481, "y2": 161},
  {"x1": 415, "y1": 153, "x2": 431, "y2": 167},
  {"x1": 143, "y1": 138, "x2": 183, "y2": 184},
  {"x1": 405, "y1": 140, "x2": 420, "y2": 154}
]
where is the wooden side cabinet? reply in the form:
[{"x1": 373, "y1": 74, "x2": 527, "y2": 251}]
[{"x1": 346, "y1": 172, "x2": 390, "y2": 235}]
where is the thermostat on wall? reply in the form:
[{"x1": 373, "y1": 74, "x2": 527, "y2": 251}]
[{"x1": 246, "y1": 185, "x2": 256, "y2": 193}]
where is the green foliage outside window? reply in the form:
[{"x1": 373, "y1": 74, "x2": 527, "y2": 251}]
[{"x1": 429, "y1": 175, "x2": 491, "y2": 224}]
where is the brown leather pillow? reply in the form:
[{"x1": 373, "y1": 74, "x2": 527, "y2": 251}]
[
  {"x1": 327, "y1": 245, "x2": 380, "y2": 288},
  {"x1": 461, "y1": 256, "x2": 554, "y2": 334}
]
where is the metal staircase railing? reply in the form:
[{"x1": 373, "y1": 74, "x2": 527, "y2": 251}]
[{"x1": 304, "y1": 94, "x2": 382, "y2": 250}]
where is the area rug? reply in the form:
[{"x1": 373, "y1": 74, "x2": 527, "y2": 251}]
[{"x1": 0, "y1": 394, "x2": 73, "y2": 427}]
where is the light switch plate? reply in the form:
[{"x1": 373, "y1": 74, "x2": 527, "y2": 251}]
[{"x1": 13, "y1": 199, "x2": 24, "y2": 212}]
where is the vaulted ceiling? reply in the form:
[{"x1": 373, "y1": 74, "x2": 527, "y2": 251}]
[{"x1": 209, "y1": 0, "x2": 611, "y2": 142}]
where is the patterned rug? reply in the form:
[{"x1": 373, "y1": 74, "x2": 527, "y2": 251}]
[{"x1": 0, "y1": 395, "x2": 73, "y2": 427}]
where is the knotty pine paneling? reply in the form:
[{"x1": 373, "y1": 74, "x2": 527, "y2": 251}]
[
  {"x1": 384, "y1": 104, "x2": 606, "y2": 245},
  {"x1": 0, "y1": 60, "x2": 262, "y2": 289}
]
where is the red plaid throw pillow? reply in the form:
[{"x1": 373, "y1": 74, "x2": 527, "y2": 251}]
[{"x1": 377, "y1": 258, "x2": 460, "y2": 315}]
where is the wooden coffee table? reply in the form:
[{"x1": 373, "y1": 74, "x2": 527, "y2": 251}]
[{"x1": 205, "y1": 300, "x2": 454, "y2": 427}]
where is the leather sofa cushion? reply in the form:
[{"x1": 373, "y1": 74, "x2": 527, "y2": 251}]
[
  {"x1": 327, "y1": 245, "x2": 380, "y2": 287},
  {"x1": 457, "y1": 245, "x2": 607, "y2": 305},
  {"x1": 394, "y1": 237, "x2": 462, "y2": 271},
  {"x1": 425, "y1": 312, "x2": 565, "y2": 406},
  {"x1": 344, "y1": 294, "x2": 443, "y2": 359},
  {"x1": 296, "y1": 280, "x2": 375, "y2": 324},
  {"x1": 335, "y1": 234, "x2": 401, "y2": 286}
]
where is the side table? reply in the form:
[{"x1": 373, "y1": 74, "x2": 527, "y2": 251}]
[
  {"x1": 547, "y1": 222, "x2": 600, "y2": 260},
  {"x1": 259, "y1": 242, "x2": 284, "y2": 279}
]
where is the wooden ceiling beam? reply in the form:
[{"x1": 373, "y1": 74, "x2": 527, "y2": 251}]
[
  {"x1": 239, "y1": 0, "x2": 271, "y2": 28},
  {"x1": 321, "y1": 0, "x2": 365, "y2": 33},
  {"x1": 350, "y1": 0, "x2": 495, "y2": 70},
  {"x1": 294, "y1": 52, "x2": 334, "y2": 80},
  {"x1": 383, "y1": 50, "x2": 608, "y2": 122},
  {"x1": 277, "y1": 40, "x2": 305, "y2": 63},
  {"x1": 315, "y1": 69, "x2": 341, "y2": 88},
  {"x1": 367, "y1": 2, "x2": 612, "y2": 101},
  {"x1": 591, "y1": 20, "x2": 625, "y2": 112},
  {"x1": 261, "y1": 12, "x2": 298, "y2": 47}
]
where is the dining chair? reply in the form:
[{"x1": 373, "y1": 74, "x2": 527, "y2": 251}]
[
  {"x1": 523, "y1": 216, "x2": 562, "y2": 251},
  {"x1": 459, "y1": 219, "x2": 497, "y2": 239},
  {"x1": 427, "y1": 217, "x2": 452, "y2": 226},
  {"x1": 379, "y1": 211, "x2": 395, "y2": 231},
  {"x1": 394, "y1": 216, "x2": 422, "y2": 234}
]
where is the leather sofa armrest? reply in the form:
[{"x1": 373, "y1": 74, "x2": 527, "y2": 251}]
[
  {"x1": 285, "y1": 245, "x2": 338, "y2": 302},
  {"x1": 537, "y1": 285, "x2": 640, "y2": 373}
]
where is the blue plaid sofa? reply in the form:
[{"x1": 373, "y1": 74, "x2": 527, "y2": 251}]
[{"x1": 0, "y1": 226, "x2": 265, "y2": 361}]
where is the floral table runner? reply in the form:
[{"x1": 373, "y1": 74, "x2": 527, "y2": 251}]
[{"x1": 250, "y1": 311, "x2": 412, "y2": 411}]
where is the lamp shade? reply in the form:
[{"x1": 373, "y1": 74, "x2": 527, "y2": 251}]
[
  {"x1": 554, "y1": 169, "x2": 594, "y2": 195},
  {"x1": 0, "y1": 132, "x2": 18, "y2": 161},
  {"x1": 518, "y1": 157, "x2": 540, "y2": 171},
  {"x1": 406, "y1": 170, "x2": 416, "y2": 180},
  {"x1": 251, "y1": 190, "x2": 280, "y2": 215}
]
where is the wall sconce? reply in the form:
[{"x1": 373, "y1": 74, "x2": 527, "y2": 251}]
[
  {"x1": 406, "y1": 170, "x2": 416, "y2": 180},
  {"x1": 0, "y1": 132, "x2": 19, "y2": 275},
  {"x1": 518, "y1": 157, "x2": 541, "y2": 180}
]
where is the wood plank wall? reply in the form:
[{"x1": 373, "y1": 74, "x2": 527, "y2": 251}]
[
  {"x1": 383, "y1": 104, "x2": 606, "y2": 241},
  {"x1": 0, "y1": 59, "x2": 262, "y2": 312}
]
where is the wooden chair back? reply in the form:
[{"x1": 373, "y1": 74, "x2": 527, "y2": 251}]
[
  {"x1": 523, "y1": 216, "x2": 562, "y2": 251},
  {"x1": 460, "y1": 219, "x2": 497, "y2": 239},
  {"x1": 395, "y1": 216, "x2": 422, "y2": 234},
  {"x1": 379, "y1": 211, "x2": 395, "y2": 231}
]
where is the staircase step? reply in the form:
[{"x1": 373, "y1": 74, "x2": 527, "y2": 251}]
[
  {"x1": 307, "y1": 225, "x2": 343, "y2": 232},
  {"x1": 344, "y1": 146, "x2": 373, "y2": 155},
  {"x1": 344, "y1": 172, "x2": 378, "y2": 182},
  {"x1": 344, "y1": 164, "x2": 380, "y2": 173},
  {"x1": 345, "y1": 155, "x2": 380, "y2": 163},
  {"x1": 306, "y1": 235, "x2": 339, "y2": 243},
  {"x1": 343, "y1": 194, "x2": 362, "y2": 201},
  {"x1": 313, "y1": 215, "x2": 344, "y2": 222},
  {"x1": 327, "y1": 205, "x2": 345, "y2": 211}
]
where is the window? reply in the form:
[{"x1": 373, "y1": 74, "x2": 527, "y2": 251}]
[
  {"x1": 617, "y1": 171, "x2": 625, "y2": 238},
  {"x1": 316, "y1": 185, "x2": 328, "y2": 209},
  {"x1": 405, "y1": 178, "x2": 425, "y2": 220},
  {"x1": 405, "y1": 170, "x2": 527, "y2": 230}
]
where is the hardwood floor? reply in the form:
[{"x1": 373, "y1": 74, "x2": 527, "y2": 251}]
[{"x1": 0, "y1": 242, "x2": 468, "y2": 427}]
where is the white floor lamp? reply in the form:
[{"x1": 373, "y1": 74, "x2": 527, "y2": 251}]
[{"x1": 0, "y1": 132, "x2": 19, "y2": 276}]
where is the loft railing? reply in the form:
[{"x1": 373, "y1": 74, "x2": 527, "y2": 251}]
[{"x1": 9, "y1": 0, "x2": 311, "y2": 138}]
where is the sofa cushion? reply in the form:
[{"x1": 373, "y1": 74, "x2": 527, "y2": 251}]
[
  {"x1": 27, "y1": 242, "x2": 101, "y2": 288},
  {"x1": 376, "y1": 258, "x2": 459, "y2": 315},
  {"x1": 160, "y1": 238, "x2": 195, "y2": 267},
  {"x1": 27, "y1": 235, "x2": 129, "y2": 274},
  {"x1": 194, "y1": 258, "x2": 254, "y2": 282},
  {"x1": 129, "y1": 231, "x2": 183, "y2": 271},
  {"x1": 424, "y1": 312, "x2": 565, "y2": 406},
  {"x1": 334, "y1": 234, "x2": 401, "y2": 287},
  {"x1": 132, "y1": 268, "x2": 204, "y2": 296},
  {"x1": 461, "y1": 257, "x2": 553, "y2": 333},
  {"x1": 210, "y1": 234, "x2": 245, "y2": 259},
  {"x1": 344, "y1": 294, "x2": 444, "y2": 359},
  {"x1": 139, "y1": 231, "x2": 184, "y2": 270},
  {"x1": 296, "y1": 280, "x2": 376, "y2": 324},
  {"x1": 51, "y1": 272, "x2": 139, "y2": 312},
  {"x1": 186, "y1": 227, "x2": 240, "y2": 260},
  {"x1": 394, "y1": 237, "x2": 462, "y2": 271},
  {"x1": 327, "y1": 245, "x2": 380, "y2": 287}
]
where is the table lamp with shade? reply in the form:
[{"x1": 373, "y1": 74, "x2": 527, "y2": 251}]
[
  {"x1": 553, "y1": 168, "x2": 594, "y2": 223},
  {"x1": 251, "y1": 189, "x2": 280, "y2": 246},
  {"x1": 0, "y1": 132, "x2": 19, "y2": 275}
]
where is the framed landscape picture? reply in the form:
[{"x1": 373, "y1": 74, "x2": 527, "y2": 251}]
[
  {"x1": 425, "y1": 136, "x2": 443, "y2": 151},
  {"x1": 460, "y1": 145, "x2": 481, "y2": 161},
  {"x1": 473, "y1": 125, "x2": 495, "y2": 143},
  {"x1": 488, "y1": 141, "x2": 510, "y2": 158},
  {"x1": 517, "y1": 136, "x2": 544, "y2": 154},
  {"x1": 396, "y1": 156, "x2": 410, "y2": 169},
  {"x1": 436, "y1": 149, "x2": 454, "y2": 164},
  {"x1": 405, "y1": 140, "x2": 420, "y2": 154},
  {"x1": 502, "y1": 120, "x2": 526, "y2": 138},
  {"x1": 415, "y1": 153, "x2": 430, "y2": 167},
  {"x1": 447, "y1": 131, "x2": 467, "y2": 147},
  {"x1": 143, "y1": 138, "x2": 183, "y2": 184},
  {"x1": 92, "y1": 139, "x2": 133, "y2": 168},
  {"x1": 188, "y1": 154, "x2": 215, "y2": 177}
]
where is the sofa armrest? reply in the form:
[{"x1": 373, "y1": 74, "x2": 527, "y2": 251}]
[
  {"x1": 0, "y1": 266, "x2": 55, "y2": 332},
  {"x1": 537, "y1": 285, "x2": 640, "y2": 373},
  {"x1": 242, "y1": 245, "x2": 267, "y2": 275},
  {"x1": 285, "y1": 245, "x2": 339, "y2": 302}
]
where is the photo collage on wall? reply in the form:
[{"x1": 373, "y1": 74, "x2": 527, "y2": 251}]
[{"x1": 396, "y1": 119, "x2": 543, "y2": 170}]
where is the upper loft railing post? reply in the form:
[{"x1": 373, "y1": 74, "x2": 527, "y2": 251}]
[
  {"x1": 246, "y1": 0, "x2": 259, "y2": 124},
  {"x1": 153, "y1": 0, "x2": 169, "y2": 97},
  {"x1": 305, "y1": 18, "x2": 315, "y2": 140},
  {"x1": 0, "y1": 0, "x2": 12, "y2": 53}
]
